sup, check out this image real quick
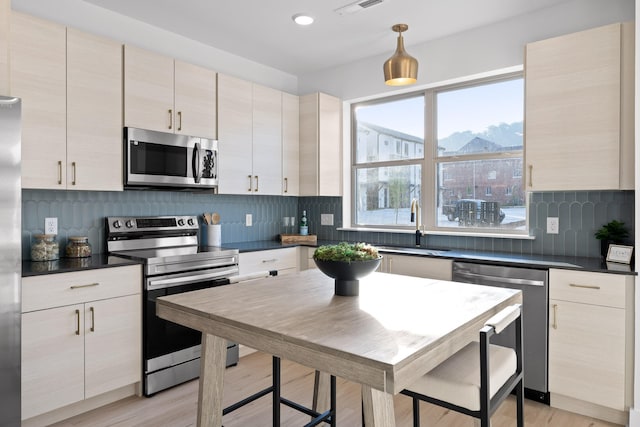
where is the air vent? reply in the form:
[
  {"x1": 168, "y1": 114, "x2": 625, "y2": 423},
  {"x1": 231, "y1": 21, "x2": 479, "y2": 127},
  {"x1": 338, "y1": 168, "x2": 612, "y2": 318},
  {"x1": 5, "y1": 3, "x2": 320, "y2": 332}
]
[{"x1": 334, "y1": 0, "x2": 385, "y2": 15}]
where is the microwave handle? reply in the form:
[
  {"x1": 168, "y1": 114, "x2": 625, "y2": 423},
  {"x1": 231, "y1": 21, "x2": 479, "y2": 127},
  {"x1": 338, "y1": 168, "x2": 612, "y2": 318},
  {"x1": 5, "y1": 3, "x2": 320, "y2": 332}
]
[{"x1": 192, "y1": 142, "x2": 201, "y2": 183}]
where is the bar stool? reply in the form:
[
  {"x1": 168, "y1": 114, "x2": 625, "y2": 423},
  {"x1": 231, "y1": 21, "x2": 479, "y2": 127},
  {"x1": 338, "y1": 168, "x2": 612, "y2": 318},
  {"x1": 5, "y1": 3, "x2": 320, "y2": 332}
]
[{"x1": 400, "y1": 304, "x2": 524, "y2": 427}]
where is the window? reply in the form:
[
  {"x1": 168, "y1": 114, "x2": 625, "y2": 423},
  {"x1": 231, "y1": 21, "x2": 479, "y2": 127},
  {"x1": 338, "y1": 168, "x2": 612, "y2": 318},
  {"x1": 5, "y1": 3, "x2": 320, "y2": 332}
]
[
  {"x1": 351, "y1": 73, "x2": 525, "y2": 234},
  {"x1": 352, "y1": 96, "x2": 424, "y2": 227},
  {"x1": 436, "y1": 77, "x2": 524, "y2": 232}
]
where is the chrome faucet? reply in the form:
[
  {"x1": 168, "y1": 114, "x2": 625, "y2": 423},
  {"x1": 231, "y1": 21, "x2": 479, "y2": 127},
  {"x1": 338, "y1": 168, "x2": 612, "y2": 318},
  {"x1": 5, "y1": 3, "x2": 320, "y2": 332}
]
[{"x1": 410, "y1": 198, "x2": 421, "y2": 247}]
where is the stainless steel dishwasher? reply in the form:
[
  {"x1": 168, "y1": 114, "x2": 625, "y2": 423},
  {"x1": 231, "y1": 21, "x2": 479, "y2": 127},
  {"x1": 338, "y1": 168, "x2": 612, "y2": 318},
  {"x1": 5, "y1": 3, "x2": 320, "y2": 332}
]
[{"x1": 452, "y1": 261, "x2": 549, "y2": 404}]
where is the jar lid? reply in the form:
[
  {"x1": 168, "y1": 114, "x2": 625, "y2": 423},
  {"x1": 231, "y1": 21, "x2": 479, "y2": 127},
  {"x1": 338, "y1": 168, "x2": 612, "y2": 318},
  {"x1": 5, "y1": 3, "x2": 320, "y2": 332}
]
[
  {"x1": 33, "y1": 234, "x2": 56, "y2": 239},
  {"x1": 68, "y1": 236, "x2": 89, "y2": 242}
]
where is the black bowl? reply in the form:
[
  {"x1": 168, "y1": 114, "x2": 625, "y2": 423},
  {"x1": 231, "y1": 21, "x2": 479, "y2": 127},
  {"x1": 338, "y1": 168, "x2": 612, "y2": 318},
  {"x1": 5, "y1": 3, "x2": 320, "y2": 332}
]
[{"x1": 313, "y1": 257, "x2": 382, "y2": 296}]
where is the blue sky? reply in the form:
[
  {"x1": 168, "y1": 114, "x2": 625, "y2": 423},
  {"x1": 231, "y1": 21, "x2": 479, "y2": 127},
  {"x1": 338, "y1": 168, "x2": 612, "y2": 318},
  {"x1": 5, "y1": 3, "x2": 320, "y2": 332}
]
[{"x1": 355, "y1": 78, "x2": 524, "y2": 139}]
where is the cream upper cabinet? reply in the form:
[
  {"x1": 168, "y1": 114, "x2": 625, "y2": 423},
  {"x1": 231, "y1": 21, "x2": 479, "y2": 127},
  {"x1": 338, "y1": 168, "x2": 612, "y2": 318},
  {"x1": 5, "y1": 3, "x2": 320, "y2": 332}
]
[
  {"x1": 173, "y1": 59, "x2": 217, "y2": 139},
  {"x1": 282, "y1": 92, "x2": 300, "y2": 196},
  {"x1": 0, "y1": 0, "x2": 9, "y2": 93},
  {"x1": 299, "y1": 92, "x2": 342, "y2": 196},
  {"x1": 21, "y1": 266, "x2": 142, "y2": 421},
  {"x1": 252, "y1": 83, "x2": 283, "y2": 195},
  {"x1": 124, "y1": 45, "x2": 216, "y2": 139},
  {"x1": 217, "y1": 74, "x2": 285, "y2": 195},
  {"x1": 548, "y1": 269, "x2": 633, "y2": 424},
  {"x1": 10, "y1": 12, "x2": 66, "y2": 189},
  {"x1": 217, "y1": 73, "x2": 253, "y2": 194},
  {"x1": 10, "y1": 13, "x2": 123, "y2": 191},
  {"x1": 525, "y1": 22, "x2": 634, "y2": 191},
  {"x1": 66, "y1": 27, "x2": 123, "y2": 191}
]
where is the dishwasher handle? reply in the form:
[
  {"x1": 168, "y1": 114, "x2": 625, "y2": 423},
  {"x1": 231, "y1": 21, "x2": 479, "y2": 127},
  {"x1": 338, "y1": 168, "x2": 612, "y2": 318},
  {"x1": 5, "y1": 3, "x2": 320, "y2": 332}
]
[{"x1": 454, "y1": 270, "x2": 545, "y2": 287}]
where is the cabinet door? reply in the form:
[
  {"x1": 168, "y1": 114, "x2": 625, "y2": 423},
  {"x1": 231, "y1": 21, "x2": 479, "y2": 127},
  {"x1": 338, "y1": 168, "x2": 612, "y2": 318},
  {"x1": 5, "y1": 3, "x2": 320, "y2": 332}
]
[
  {"x1": 386, "y1": 254, "x2": 452, "y2": 281},
  {"x1": 10, "y1": 12, "x2": 66, "y2": 189},
  {"x1": 174, "y1": 60, "x2": 216, "y2": 139},
  {"x1": 67, "y1": 28, "x2": 123, "y2": 191},
  {"x1": 299, "y1": 92, "x2": 342, "y2": 196},
  {"x1": 22, "y1": 305, "x2": 85, "y2": 419},
  {"x1": 85, "y1": 294, "x2": 141, "y2": 399},
  {"x1": 217, "y1": 73, "x2": 253, "y2": 194},
  {"x1": 549, "y1": 299, "x2": 626, "y2": 410},
  {"x1": 318, "y1": 93, "x2": 342, "y2": 196},
  {"x1": 525, "y1": 23, "x2": 624, "y2": 191},
  {"x1": 124, "y1": 45, "x2": 174, "y2": 132},
  {"x1": 282, "y1": 92, "x2": 299, "y2": 196},
  {"x1": 252, "y1": 84, "x2": 282, "y2": 195}
]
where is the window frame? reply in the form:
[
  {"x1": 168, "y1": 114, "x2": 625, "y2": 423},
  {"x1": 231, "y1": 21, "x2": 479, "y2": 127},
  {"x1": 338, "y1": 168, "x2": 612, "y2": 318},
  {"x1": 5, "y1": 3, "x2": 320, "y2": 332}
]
[{"x1": 349, "y1": 70, "x2": 527, "y2": 237}]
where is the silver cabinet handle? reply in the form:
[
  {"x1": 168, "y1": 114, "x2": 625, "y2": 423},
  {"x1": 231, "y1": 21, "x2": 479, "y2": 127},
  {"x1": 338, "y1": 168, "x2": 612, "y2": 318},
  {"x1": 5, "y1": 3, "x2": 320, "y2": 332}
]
[
  {"x1": 177, "y1": 111, "x2": 182, "y2": 131},
  {"x1": 75, "y1": 309, "x2": 81, "y2": 335},
  {"x1": 90, "y1": 306, "x2": 95, "y2": 332},
  {"x1": 261, "y1": 258, "x2": 277, "y2": 264},
  {"x1": 70, "y1": 282, "x2": 99, "y2": 290},
  {"x1": 58, "y1": 161, "x2": 63, "y2": 185},
  {"x1": 248, "y1": 175, "x2": 253, "y2": 192},
  {"x1": 569, "y1": 283, "x2": 600, "y2": 290},
  {"x1": 71, "y1": 162, "x2": 77, "y2": 186},
  {"x1": 254, "y1": 175, "x2": 259, "y2": 192},
  {"x1": 284, "y1": 177, "x2": 288, "y2": 193},
  {"x1": 168, "y1": 109, "x2": 173, "y2": 129},
  {"x1": 552, "y1": 303, "x2": 558, "y2": 329},
  {"x1": 528, "y1": 164, "x2": 533, "y2": 188}
]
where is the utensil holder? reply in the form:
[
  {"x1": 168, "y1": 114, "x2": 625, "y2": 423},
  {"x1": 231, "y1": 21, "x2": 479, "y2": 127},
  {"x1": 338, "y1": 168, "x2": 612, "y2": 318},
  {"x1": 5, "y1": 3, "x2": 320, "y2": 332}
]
[{"x1": 202, "y1": 224, "x2": 221, "y2": 246}]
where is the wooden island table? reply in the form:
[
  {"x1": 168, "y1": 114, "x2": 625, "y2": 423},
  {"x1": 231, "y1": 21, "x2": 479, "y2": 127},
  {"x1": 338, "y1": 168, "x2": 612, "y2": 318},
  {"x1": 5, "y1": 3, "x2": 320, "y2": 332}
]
[{"x1": 156, "y1": 269, "x2": 522, "y2": 427}]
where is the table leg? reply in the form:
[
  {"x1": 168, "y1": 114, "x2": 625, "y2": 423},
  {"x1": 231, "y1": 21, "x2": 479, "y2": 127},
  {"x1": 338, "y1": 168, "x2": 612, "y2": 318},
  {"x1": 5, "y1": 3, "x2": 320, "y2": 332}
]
[
  {"x1": 362, "y1": 385, "x2": 396, "y2": 427},
  {"x1": 312, "y1": 371, "x2": 331, "y2": 413},
  {"x1": 197, "y1": 333, "x2": 227, "y2": 427}
]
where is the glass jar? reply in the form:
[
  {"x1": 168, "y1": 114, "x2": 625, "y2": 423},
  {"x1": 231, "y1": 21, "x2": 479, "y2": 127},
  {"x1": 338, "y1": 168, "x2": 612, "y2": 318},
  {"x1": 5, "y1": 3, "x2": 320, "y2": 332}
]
[
  {"x1": 65, "y1": 236, "x2": 92, "y2": 258},
  {"x1": 31, "y1": 234, "x2": 59, "y2": 261}
]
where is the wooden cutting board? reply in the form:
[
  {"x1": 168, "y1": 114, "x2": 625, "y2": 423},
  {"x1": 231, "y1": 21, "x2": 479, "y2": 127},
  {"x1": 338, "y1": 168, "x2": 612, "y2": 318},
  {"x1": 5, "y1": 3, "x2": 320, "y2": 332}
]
[{"x1": 279, "y1": 234, "x2": 317, "y2": 244}]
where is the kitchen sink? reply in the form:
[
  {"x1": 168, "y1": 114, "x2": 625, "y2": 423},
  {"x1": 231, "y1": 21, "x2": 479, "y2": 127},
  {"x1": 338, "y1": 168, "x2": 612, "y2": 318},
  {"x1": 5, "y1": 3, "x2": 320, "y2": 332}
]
[{"x1": 376, "y1": 246, "x2": 450, "y2": 257}]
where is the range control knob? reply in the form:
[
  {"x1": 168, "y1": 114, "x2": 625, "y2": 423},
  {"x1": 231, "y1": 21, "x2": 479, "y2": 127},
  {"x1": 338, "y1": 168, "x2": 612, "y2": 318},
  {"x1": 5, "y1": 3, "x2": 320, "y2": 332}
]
[
  {"x1": 187, "y1": 218, "x2": 195, "y2": 226},
  {"x1": 125, "y1": 220, "x2": 134, "y2": 228},
  {"x1": 112, "y1": 220, "x2": 122, "y2": 229},
  {"x1": 177, "y1": 219, "x2": 185, "y2": 226}
]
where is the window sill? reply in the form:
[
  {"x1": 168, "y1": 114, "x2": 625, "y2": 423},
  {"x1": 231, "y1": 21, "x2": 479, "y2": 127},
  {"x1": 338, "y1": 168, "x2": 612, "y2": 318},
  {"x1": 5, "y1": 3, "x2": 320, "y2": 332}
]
[{"x1": 337, "y1": 227, "x2": 535, "y2": 240}]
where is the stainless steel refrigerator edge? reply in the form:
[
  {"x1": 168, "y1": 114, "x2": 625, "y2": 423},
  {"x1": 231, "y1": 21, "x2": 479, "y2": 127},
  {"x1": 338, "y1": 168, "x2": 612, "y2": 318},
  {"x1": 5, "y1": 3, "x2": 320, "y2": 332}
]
[{"x1": 0, "y1": 96, "x2": 21, "y2": 426}]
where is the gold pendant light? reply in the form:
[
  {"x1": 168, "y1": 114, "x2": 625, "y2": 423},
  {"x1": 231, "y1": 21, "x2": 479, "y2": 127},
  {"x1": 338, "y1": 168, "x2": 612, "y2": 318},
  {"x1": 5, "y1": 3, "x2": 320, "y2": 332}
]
[{"x1": 383, "y1": 24, "x2": 418, "y2": 86}]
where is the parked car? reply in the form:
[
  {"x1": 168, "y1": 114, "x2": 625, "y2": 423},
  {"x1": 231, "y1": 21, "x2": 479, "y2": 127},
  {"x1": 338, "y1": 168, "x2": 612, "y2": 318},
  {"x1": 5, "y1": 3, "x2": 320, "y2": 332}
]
[{"x1": 443, "y1": 199, "x2": 506, "y2": 224}]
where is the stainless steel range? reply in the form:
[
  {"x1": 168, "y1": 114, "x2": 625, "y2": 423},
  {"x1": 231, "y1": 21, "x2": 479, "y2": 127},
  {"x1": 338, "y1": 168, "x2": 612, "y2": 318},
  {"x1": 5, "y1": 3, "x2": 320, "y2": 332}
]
[{"x1": 106, "y1": 215, "x2": 240, "y2": 396}]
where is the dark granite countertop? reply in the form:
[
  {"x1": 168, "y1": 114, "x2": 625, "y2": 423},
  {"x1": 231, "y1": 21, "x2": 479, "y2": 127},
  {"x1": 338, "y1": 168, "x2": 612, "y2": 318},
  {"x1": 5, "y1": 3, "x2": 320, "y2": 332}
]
[
  {"x1": 229, "y1": 239, "x2": 636, "y2": 276},
  {"x1": 22, "y1": 254, "x2": 141, "y2": 277}
]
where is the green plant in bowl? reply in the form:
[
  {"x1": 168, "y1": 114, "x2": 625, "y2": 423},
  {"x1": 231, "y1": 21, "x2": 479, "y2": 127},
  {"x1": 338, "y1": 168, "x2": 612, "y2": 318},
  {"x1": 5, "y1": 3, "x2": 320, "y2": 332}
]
[
  {"x1": 313, "y1": 242, "x2": 381, "y2": 296},
  {"x1": 595, "y1": 220, "x2": 629, "y2": 257}
]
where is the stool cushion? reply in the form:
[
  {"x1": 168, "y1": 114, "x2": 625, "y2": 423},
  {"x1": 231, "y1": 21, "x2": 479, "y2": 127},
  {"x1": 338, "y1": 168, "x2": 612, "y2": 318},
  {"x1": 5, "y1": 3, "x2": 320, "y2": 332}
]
[{"x1": 406, "y1": 342, "x2": 516, "y2": 411}]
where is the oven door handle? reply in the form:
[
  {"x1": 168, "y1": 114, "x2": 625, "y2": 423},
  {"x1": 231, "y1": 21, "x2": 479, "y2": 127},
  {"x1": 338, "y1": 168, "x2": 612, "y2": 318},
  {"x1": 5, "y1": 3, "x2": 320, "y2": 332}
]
[{"x1": 147, "y1": 268, "x2": 237, "y2": 290}]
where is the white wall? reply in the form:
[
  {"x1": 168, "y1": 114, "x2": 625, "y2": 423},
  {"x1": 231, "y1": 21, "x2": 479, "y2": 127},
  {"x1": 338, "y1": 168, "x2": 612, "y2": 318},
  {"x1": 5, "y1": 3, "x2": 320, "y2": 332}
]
[
  {"x1": 299, "y1": 0, "x2": 635, "y2": 100},
  {"x1": 10, "y1": 0, "x2": 299, "y2": 93}
]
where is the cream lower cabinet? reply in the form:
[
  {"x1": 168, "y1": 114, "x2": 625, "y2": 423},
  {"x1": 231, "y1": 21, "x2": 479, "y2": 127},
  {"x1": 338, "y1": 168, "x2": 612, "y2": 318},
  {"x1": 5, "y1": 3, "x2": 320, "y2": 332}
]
[
  {"x1": 384, "y1": 254, "x2": 452, "y2": 281},
  {"x1": 548, "y1": 269, "x2": 634, "y2": 424},
  {"x1": 239, "y1": 247, "x2": 298, "y2": 277},
  {"x1": 525, "y1": 22, "x2": 634, "y2": 191},
  {"x1": 21, "y1": 265, "x2": 141, "y2": 422}
]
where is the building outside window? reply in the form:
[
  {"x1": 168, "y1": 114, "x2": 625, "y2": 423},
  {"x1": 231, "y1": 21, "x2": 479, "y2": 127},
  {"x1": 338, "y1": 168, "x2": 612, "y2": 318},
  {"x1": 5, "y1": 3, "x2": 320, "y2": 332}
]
[{"x1": 351, "y1": 73, "x2": 525, "y2": 234}]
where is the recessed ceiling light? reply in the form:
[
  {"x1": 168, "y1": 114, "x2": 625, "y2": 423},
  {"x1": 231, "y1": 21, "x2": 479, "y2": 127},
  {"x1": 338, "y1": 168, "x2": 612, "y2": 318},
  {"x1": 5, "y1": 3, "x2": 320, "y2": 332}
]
[{"x1": 292, "y1": 13, "x2": 314, "y2": 26}]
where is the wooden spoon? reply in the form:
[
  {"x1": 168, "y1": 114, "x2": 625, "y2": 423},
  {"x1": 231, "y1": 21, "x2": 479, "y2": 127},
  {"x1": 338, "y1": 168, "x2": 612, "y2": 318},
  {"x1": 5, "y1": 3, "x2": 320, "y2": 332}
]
[
  {"x1": 203, "y1": 212, "x2": 212, "y2": 225},
  {"x1": 211, "y1": 212, "x2": 220, "y2": 225}
]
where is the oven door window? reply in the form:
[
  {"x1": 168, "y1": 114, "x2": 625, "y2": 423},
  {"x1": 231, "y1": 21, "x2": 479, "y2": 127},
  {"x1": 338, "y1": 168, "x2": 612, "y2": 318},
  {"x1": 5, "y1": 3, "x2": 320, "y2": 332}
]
[
  {"x1": 145, "y1": 279, "x2": 226, "y2": 362},
  {"x1": 131, "y1": 141, "x2": 187, "y2": 177}
]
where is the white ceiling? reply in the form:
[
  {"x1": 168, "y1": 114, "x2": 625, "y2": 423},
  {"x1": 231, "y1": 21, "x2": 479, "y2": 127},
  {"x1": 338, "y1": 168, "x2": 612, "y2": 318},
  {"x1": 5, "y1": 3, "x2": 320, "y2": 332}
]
[{"x1": 83, "y1": 0, "x2": 572, "y2": 76}]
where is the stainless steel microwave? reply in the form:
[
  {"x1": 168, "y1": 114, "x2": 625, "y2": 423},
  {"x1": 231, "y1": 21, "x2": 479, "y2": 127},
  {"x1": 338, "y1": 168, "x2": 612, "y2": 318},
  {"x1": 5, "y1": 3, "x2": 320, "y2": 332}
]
[{"x1": 124, "y1": 127, "x2": 218, "y2": 190}]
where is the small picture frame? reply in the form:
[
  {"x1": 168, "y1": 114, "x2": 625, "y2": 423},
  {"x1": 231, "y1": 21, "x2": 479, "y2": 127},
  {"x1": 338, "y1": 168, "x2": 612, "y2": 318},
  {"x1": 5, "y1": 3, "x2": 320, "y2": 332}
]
[{"x1": 606, "y1": 244, "x2": 634, "y2": 264}]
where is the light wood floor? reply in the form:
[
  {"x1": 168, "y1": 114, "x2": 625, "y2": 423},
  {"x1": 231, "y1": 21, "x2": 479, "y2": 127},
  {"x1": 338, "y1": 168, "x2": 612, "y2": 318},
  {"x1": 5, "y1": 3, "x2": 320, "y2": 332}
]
[{"x1": 52, "y1": 351, "x2": 621, "y2": 427}]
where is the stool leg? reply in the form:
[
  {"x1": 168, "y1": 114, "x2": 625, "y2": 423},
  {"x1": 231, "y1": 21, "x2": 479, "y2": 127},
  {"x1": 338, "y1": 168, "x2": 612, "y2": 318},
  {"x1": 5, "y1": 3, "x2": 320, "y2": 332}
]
[
  {"x1": 516, "y1": 379, "x2": 524, "y2": 427},
  {"x1": 273, "y1": 356, "x2": 281, "y2": 426},
  {"x1": 412, "y1": 397, "x2": 420, "y2": 427}
]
